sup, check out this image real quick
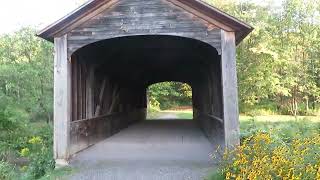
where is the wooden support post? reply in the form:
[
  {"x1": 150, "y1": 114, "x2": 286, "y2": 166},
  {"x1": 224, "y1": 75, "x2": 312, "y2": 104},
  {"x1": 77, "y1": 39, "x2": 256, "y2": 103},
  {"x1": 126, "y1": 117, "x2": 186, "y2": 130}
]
[
  {"x1": 95, "y1": 78, "x2": 106, "y2": 116},
  {"x1": 86, "y1": 66, "x2": 94, "y2": 118},
  {"x1": 221, "y1": 30, "x2": 240, "y2": 148},
  {"x1": 53, "y1": 35, "x2": 71, "y2": 166},
  {"x1": 72, "y1": 56, "x2": 78, "y2": 121}
]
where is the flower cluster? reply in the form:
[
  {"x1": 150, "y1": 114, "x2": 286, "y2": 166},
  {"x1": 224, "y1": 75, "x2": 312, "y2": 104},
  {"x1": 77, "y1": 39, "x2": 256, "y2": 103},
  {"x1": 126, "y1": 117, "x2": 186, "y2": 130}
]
[
  {"x1": 28, "y1": 136, "x2": 43, "y2": 144},
  {"x1": 221, "y1": 131, "x2": 320, "y2": 180}
]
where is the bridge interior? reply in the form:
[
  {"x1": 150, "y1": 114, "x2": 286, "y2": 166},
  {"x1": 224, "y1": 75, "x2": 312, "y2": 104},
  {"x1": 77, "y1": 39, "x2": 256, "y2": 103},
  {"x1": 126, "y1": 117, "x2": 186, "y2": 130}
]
[
  {"x1": 70, "y1": 120, "x2": 216, "y2": 179},
  {"x1": 67, "y1": 35, "x2": 224, "y2": 177}
]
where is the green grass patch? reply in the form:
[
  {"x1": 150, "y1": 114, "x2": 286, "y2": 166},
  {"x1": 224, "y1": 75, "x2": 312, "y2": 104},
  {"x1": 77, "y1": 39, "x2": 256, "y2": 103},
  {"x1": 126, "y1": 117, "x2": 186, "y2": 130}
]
[
  {"x1": 240, "y1": 116, "x2": 320, "y2": 140},
  {"x1": 39, "y1": 167, "x2": 74, "y2": 180},
  {"x1": 147, "y1": 110, "x2": 193, "y2": 119},
  {"x1": 240, "y1": 115, "x2": 319, "y2": 122},
  {"x1": 149, "y1": 110, "x2": 320, "y2": 122},
  {"x1": 175, "y1": 112, "x2": 193, "y2": 119}
]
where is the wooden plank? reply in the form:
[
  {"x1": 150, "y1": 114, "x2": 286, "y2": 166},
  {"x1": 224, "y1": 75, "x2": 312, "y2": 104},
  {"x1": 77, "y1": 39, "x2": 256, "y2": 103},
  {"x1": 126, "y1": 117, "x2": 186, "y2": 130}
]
[
  {"x1": 53, "y1": 34, "x2": 71, "y2": 165},
  {"x1": 108, "y1": 85, "x2": 119, "y2": 113},
  {"x1": 78, "y1": 61, "x2": 83, "y2": 119},
  {"x1": 95, "y1": 78, "x2": 106, "y2": 116},
  {"x1": 67, "y1": 0, "x2": 222, "y2": 56},
  {"x1": 71, "y1": 56, "x2": 78, "y2": 121},
  {"x1": 38, "y1": 0, "x2": 253, "y2": 44},
  {"x1": 167, "y1": 0, "x2": 233, "y2": 31},
  {"x1": 86, "y1": 66, "x2": 95, "y2": 118},
  {"x1": 55, "y1": 0, "x2": 119, "y2": 38},
  {"x1": 220, "y1": 30, "x2": 240, "y2": 148},
  {"x1": 82, "y1": 65, "x2": 86, "y2": 119},
  {"x1": 69, "y1": 109, "x2": 146, "y2": 154}
]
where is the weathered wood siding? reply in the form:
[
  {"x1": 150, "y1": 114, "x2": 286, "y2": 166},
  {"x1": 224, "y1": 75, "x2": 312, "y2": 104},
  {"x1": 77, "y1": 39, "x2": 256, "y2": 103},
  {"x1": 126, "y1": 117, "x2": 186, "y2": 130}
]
[
  {"x1": 67, "y1": 0, "x2": 221, "y2": 56},
  {"x1": 70, "y1": 109, "x2": 146, "y2": 154},
  {"x1": 192, "y1": 52, "x2": 224, "y2": 145},
  {"x1": 221, "y1": 30, "x2": 240, "y2": 147},
  {"x1": 53, "y1": 35, "x2": 71, "y2": 165},
  {"x1": 71, "y1": 54, "x2": 147, "y2": 121},
  {"x1": 69, "y1": 53, "x2": 147, "y2": 154}
]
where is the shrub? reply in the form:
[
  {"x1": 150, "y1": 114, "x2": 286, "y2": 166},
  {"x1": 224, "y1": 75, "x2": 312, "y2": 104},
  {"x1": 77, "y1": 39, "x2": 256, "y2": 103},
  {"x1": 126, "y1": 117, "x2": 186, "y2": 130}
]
[
  {"x1": 20, "y1": 125, "x2": 55, "y2": 179},
  {"x1": 0, "y1": 160, "x2": 17, "y2": 180},
  {"x1": 148, "y1": 96, "x2": 160, "y2": 112},
  {"x1": 217, "y1": 131, "x2": 320, "y2": 180}
]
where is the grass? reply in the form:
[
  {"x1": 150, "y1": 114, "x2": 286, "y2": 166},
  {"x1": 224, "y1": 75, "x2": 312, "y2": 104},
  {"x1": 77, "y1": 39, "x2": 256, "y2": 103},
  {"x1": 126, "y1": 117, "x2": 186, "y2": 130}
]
[
  {"x1": 147, "y1": 110, "x2": 193, "y2": 119},
  {"x1": 147, "y1": 110, "x2": 320, "y2": 135},
  {"x1": 39, "y1": 167, "x2": 74, "y2": 180},
  {"x1": 150, "y1": 110, "x2": 319, "y2": 122},
  {"x1": 176, "y1": 111, "x2": 193, "y2": 119},
  {"x1": 240, "y1": 114, "x2": 319, "y2": 122}
]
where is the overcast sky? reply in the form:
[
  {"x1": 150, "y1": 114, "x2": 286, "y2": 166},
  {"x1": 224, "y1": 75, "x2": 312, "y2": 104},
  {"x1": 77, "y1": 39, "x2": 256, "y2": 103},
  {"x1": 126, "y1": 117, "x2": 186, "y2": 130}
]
[
  {"x1": 0, "y1": 0, "x2": 85, "y2": 34},
  {"x1": 0, "y1": 0, "x2": 280, "y2": 35}
]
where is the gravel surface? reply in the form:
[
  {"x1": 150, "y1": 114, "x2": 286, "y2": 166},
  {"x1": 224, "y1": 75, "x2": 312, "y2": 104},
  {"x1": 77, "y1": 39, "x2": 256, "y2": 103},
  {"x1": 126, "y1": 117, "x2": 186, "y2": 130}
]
[
  {"x1": 156, "y1": 113, "x2": 179, "y2": 119},
  {"x1": 69, "y1": 120, "x2": 218, "y2": 180}
]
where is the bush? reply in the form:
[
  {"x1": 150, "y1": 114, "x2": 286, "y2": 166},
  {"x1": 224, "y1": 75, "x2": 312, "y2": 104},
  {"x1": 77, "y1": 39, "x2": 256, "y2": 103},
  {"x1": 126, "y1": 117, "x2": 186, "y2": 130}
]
[
  {"x1": 20, "y1": 124, "x2": 55, "y2": 179},
  {"x1": 216, "y1": 131, "x2": 320, "y2": 179},
  {"x1": 148, "y1": 96, "x2": 160, "y2": 112},
  {"x1": 0, "y1": 160, "x2": 17, "y2": 180}
]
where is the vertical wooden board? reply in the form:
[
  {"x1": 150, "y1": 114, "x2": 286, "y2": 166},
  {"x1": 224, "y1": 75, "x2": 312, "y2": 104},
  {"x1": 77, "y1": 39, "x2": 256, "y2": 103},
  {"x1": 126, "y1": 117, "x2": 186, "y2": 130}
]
[
  {"x1": 82, "y1": 67, "x2": 86, "y2": 119},
  {"x1": 54, "y1": 34, "x2": 71, "y2": 164},
  {"x1": 220, "y1": 30, "x2": 240, "y2": 148},
  {"x1": 78, "y1": 62, "x2": 82, "y2": 119},
  {"x1": 71, "y1": 56, "x2": 78, "y2": 121},
  {"x1": 86, "y1": 66, "x2": 95, "y2": 118},
  {"x1": 95, "y1": 79, "x2": 107, "y2": 116}
]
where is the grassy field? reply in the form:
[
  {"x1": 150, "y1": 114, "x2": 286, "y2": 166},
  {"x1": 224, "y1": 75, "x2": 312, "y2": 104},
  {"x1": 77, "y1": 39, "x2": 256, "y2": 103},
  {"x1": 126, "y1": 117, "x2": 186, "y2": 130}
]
[
  {"x1": 149, "y1": 110, "x2": 319, "y2": 122},
  {"x1": 147, "y1": 110, "x2": 194, "y2": 119},
  {"x1": 147, "y1": 110, "x2": 320, "y2": 137}
]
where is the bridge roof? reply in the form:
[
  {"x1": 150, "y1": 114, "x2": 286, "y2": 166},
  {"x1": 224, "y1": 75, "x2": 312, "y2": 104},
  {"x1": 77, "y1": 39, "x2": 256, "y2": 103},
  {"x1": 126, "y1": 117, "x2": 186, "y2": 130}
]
[{"x1": 37, "y1": 0, "x2": 253, "y2": 45}]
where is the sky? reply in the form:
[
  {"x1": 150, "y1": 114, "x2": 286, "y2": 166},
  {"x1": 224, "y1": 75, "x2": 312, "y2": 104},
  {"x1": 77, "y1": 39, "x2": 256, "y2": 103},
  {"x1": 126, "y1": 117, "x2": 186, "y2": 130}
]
[
  {"x1": 0, "y1": 0, "x2": 280, "y2": 35},
  {"x1": 0, "y1": 0, "x2": 85, "y2": 34}
]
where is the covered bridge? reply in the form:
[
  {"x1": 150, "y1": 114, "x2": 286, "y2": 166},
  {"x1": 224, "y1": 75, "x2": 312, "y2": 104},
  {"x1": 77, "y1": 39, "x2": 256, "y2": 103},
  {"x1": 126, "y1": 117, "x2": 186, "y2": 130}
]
[{"x1": 38, "y1": 0, "x2": 252, "y2": 170}]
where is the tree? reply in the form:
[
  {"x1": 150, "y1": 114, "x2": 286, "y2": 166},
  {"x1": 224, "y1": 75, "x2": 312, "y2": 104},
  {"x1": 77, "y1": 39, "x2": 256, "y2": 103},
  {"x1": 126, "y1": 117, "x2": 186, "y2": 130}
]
[
  {"x1": 205, "y1": 0, "x2": 320, "y2": 115},
  {"x1": 0, "y1": 28, "x2": 54, "y2": 122}
]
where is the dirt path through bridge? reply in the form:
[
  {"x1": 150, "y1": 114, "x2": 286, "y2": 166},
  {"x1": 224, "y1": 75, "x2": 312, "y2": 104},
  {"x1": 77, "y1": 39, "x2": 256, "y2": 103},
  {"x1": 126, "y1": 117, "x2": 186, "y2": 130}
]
[
  {"x1": 157, "y1": 113, "x2": 179, "y2": 119},
  {"x1": 69, "y1": 120, "x2": 217, "y2": 180}
]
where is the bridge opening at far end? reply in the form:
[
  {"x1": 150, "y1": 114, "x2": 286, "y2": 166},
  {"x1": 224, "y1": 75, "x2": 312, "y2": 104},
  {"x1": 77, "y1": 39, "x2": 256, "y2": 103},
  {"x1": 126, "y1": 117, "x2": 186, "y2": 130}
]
[{"x1": 147, "y1": 82, "x2": 193, "y2": 120}]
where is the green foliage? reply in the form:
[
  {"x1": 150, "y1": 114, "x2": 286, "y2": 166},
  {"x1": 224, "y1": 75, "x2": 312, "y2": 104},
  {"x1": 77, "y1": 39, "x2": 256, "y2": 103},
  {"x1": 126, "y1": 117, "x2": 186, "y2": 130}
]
[
  {"x1": 240, "y1": 117, "x2": 320, "y2": 141},
  {"x1": 209, "y1": 117, "x2": 320, "y2": 179},
  {"x1": 38, "y1": 167, "x2": 74, "y2": 180},
  {"x1": 20, "y1": 125, "x2": 55, "y2": 179},
  {"x1": 205, "y1": 0, "x2": 320, "y2": 115},
  {"x1": 0, "y1": 160, "x2": 17, "y2": 180},
  {"x1": 205, "y1": 169, "x2": 224, "y2": 180},
  {"x1": 221, "y1": 132, "x2": 320, "y2": 179},
  {"x1": 0, "y1": 27, "x2": 53, "y2": 123},
  {"x1": 0, "y1": 28, "x2": 54, "y2": 179},
  {"x1": 148, "y1": 82, "x2": 192, "y2": 110}
]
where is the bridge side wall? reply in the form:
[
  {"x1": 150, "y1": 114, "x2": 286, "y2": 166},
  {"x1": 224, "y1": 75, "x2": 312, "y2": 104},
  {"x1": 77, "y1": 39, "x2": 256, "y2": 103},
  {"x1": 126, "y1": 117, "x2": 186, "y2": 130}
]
[
  {"x1": 192, "y1": 53, "x2": 224, "y2": 146},
  {"x1": 67, "y1": 54, "x2": 147, "y2": 155},
  {"x1": 69, "y1": 109, "x2": 146, "y2": 155}
]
